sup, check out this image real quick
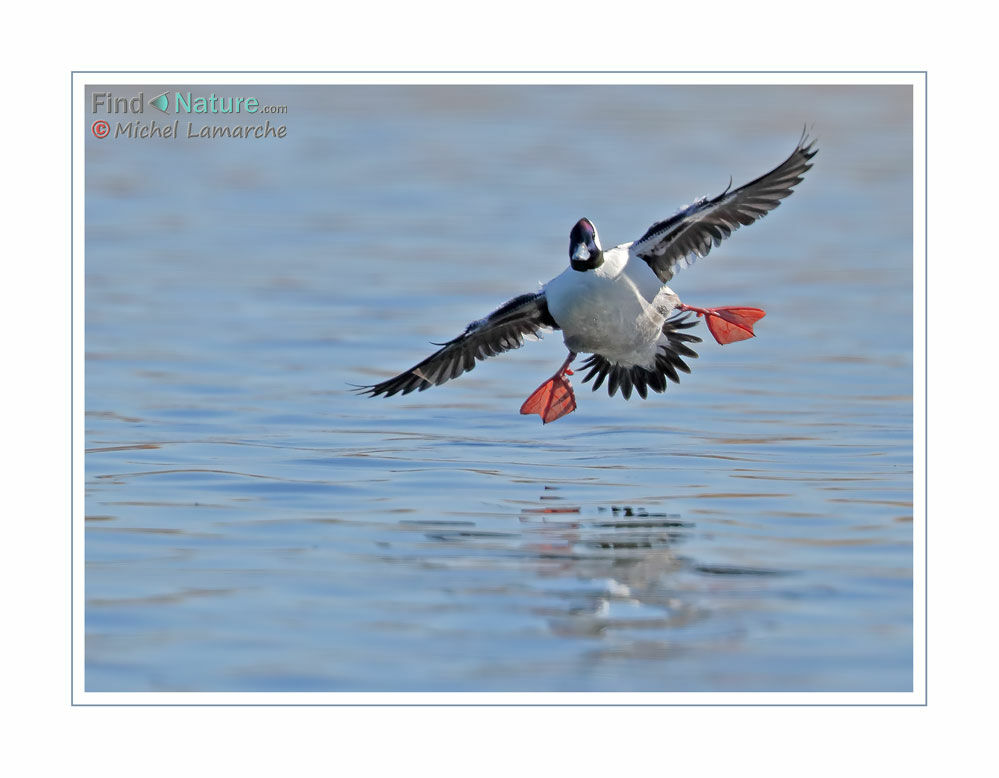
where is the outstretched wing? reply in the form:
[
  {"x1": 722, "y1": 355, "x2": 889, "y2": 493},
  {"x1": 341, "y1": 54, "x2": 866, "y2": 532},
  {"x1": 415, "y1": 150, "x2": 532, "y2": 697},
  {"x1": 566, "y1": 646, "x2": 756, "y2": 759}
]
[
  {"x1": 631, "y1": 131, "x2": 818, "y2": 283},
  {"x1": 357, "y1": 292, "x2": 558, "y2": 397}
]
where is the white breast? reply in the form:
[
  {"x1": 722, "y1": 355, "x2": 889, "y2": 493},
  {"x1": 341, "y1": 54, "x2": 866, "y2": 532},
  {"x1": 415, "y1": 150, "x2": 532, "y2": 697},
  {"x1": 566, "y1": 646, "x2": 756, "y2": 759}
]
[{"x1": 544, "y1": 246, "x2": 675, "y2": 367}]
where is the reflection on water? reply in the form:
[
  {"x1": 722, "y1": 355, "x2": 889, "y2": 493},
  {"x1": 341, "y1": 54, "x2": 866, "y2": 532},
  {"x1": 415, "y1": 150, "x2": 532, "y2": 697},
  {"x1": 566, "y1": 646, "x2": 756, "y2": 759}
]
[{"x1": 84, "y1": 84, "x2": 913, "y2": 693}]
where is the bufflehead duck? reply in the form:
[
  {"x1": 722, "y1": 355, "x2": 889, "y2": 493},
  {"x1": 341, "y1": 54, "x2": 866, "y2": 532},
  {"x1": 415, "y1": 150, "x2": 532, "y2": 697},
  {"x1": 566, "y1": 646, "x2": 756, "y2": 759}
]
[{"x1": 359, "y1": 132, "x2": 817, "y2": 423}]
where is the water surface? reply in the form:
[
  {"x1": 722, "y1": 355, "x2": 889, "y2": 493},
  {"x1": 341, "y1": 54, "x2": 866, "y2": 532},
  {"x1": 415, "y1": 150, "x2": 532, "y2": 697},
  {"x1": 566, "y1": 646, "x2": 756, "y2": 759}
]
[{"x1": 85, "y1": 84, "x2": 913, "y2": 692}]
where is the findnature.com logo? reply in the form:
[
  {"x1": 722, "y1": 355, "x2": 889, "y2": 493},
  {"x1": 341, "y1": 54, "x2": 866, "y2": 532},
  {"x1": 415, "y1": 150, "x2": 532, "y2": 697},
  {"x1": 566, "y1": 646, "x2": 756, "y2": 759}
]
[{"x1": 90, "y1": 90, "x2": 289, "y2": 140}]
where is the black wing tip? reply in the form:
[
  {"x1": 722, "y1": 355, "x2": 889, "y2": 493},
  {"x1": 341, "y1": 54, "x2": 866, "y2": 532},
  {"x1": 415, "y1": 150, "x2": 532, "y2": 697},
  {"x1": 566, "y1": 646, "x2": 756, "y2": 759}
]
[
  {"x1": 348, "y1": 381, "x2": 386, "y2": 398},
  {"x1": 726, "y1": 126, "x2": 818, "y2": 199},
  {"x1": 351, "y1": 373, "x2": 433, "y2": 398},
  {"x1": 352, "y1": 384, "x2": 391, "y2": 398},
  {"x1": 796, "y1": 124, "x2": 820, "y2": 160}
]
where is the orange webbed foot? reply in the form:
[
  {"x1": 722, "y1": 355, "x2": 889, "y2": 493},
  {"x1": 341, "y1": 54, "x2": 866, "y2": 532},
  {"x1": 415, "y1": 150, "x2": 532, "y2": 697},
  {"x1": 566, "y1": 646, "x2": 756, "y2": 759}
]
[
  {"x1": 679, "y1": 304, "x2": 766, "y2": 345},
  {"x1": 520, "y1": 373, "x2": 577, "y2": 423}
]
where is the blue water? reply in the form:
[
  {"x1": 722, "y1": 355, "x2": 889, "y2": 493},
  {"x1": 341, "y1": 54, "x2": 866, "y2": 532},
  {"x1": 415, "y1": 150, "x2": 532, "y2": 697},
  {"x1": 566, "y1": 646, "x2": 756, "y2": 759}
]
[{"x1": 84, "y1": 84, "x2": 913, "y2": 692}]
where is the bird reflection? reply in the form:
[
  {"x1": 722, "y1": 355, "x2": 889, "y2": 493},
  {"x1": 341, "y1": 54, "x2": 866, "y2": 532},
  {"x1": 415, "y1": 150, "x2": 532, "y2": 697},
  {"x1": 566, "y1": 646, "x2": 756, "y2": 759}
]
[{"x1": 516, "y1": 498, "x2": 704, "y2": 638}]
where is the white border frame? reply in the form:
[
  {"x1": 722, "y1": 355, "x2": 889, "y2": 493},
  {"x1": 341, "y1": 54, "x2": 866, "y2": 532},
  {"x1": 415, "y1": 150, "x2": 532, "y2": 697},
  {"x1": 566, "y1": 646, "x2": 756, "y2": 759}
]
[{"x1": 72, "y1": 71, "x2": 926, "y2": 705}]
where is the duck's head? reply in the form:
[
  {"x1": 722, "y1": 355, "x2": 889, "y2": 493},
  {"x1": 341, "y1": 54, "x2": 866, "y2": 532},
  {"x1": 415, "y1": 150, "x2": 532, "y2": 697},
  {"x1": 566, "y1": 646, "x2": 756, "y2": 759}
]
[{"x1": 569, "y1": 217, "x2": 604, "y2": 271}]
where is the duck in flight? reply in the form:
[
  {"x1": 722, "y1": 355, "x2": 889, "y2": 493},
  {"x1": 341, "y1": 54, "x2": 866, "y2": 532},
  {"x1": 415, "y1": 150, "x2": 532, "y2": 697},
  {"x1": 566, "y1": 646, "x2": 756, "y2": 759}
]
[{"x1": 359, "y1": 131, "x2": 817, "y2": 423}]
